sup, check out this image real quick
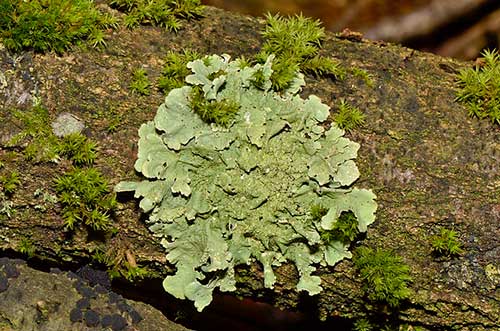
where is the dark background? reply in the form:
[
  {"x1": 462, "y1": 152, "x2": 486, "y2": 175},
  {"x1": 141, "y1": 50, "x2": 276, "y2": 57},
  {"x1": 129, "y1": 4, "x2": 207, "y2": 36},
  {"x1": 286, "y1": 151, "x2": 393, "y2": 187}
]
[{"x1": 202, "y1": 0, "x2": 500, "y2": 60}]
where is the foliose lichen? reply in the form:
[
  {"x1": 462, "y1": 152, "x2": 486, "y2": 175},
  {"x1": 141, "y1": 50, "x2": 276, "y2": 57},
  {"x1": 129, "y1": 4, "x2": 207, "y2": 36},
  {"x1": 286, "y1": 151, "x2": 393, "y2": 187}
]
[{"x1": 115, "y1": 54, "x2": 377, "y2": 311}]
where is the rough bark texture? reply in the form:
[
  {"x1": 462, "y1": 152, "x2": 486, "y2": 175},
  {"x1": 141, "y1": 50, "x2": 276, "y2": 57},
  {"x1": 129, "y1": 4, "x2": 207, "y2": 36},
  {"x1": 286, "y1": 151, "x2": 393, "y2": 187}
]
[{"x1": 0, "y1": 5, "x2": 499, "y2": 330}]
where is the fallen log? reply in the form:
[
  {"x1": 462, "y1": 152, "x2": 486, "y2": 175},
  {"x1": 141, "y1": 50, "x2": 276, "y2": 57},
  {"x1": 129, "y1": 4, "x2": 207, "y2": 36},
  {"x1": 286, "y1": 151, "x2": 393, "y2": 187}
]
[{"x1": 0, "y1": 5, "x2": 498, "y2": 331}]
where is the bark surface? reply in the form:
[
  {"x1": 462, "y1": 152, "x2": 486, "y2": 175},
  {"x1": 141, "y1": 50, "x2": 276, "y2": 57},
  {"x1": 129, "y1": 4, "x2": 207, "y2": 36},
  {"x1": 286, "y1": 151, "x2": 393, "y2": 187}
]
[{"x1": 0, "y1": 5, "x2": 498, "y2": 330}]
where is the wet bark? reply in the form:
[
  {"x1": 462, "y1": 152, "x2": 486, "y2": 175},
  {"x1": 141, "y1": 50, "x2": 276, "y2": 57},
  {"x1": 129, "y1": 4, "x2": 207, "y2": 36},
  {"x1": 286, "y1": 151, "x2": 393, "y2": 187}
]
[{"x1": 0, "y1": 5, "x2": 498, "y2": 330}]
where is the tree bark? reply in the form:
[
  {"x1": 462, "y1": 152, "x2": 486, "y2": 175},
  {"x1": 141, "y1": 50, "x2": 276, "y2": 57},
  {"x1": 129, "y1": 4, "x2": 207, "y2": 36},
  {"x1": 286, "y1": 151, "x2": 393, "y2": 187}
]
[{"x1": 0, "y1": 5, "x2": 498, "y2": 330}]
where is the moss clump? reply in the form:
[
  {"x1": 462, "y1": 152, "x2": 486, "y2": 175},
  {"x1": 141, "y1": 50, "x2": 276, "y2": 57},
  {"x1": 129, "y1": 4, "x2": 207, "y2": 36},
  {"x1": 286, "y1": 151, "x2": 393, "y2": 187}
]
[
  {"x1": 310, "y1": 204, "x2": 328, "y2": 222},
  {"x1": 333, "y1": 99, "x2": 365, "y2": 132},
  {"x1": 110, "y1": 0, "x2": 204, "y2": 31},
  {"x1": 56, "y1": 133, "x2": 97, "y2": 166},
  {"x1": 350, "y1": 67, "x2": 374, "y2": 87},
  {"x1": 158, "y1": 49, "x2": 202, "y2": 93},
  {"x1": 129, "y1": 68, "x2": 152, "y2": 96},
  {"x1": 18, "y1": 237, "x2": 36, "y2": 258},
  {"x1": 456, "y1": 49, "x2": 500, "y2": 125},
  {"x1": 9, "y1": 107, "x2": 98, "y2": 165},
  {"x1": 354, "y1": 247, "x2": 412, "y2": 307},
  {"x1": 0, "y1": 171, "x2": 21, "y2": 196},
  {"x1": 54, "y1": 168, "x2": 116, "y2": 231},
  {"x1": 430, "y1": 227, "x2": 463, "y2": 257},
  {"x1": 311, "y1": 205, "x2": 360, "y2": 244},
  {"x1": 189, "y1": 86, "x2": 240, "y2": 127},
  {"x1": 256, "y1": 13, "x2": 345, "y2": 90},
  {"x1": 353, "y1": 318, "x2": 373, "y2": 331},
  {"x1": 0, "y1": 0, "x2": 116, "y2": 53},
  {"x1": 320, "y1": 211, "x2": 360, "y2": 244}
]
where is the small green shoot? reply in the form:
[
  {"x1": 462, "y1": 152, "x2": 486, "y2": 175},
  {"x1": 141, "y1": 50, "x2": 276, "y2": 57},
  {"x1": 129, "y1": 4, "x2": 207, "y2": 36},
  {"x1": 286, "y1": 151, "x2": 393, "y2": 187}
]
[
  {"x1": 350, "y1": 67, "x2": 374, "y2": 87},
  {"x1": 0, "y1": 0, "x2": 115, "y2": 53},
  {"x1": 320, "y1": 211, "x2": 360, "y2": 244},
  {"x1": 106, "y1": 113, "x2": 123, "y2": 133},
  {"x1": 158, "y1": 49, "x2": 201, "y2": 93},
  {"x1": 8, "y1": 106, "x2": 59, "y2": 163},
  {"x1": 333, "y1": 99, "x2": 365, "y2": 132},
  {"x1": 130, "y1": 68, "x2": 152, "y2": 96},
  {"x1": 189, "y1": 86, "x2": 240, "y2": 127},
  {"x1": 123, "y1": 262, "x2": 149, "y2": 281},
  {"x1": 0, "y1": 171, "x2": 21, "y2": 196},
  {"x1": 92, "y1": 247, "x2": 149, "y2": 281},
  {"x1": 456, "y1": 49, "x2": 500, "y2": 125},
  {"x1": 56, "y1": 133, "x2": 97, "y2": 166},
  {"x1": 54, "y1": 168, "x2": 116, "y2": 231},
  {"x1": 431, "y1": 227, "x2": 463, "y2": 257},
  {"x1": 310, "y1": 204, "x2": 328, "y2": 222},
  {"x1": 353, "y1": 319, "x2": 373, "y2": 331},
  {"x1": 354, "y1": 247, "x2": 412, "y2": 307},
  {"x1": 312, "y1": 205, "x2": 360, "y2": 244}
]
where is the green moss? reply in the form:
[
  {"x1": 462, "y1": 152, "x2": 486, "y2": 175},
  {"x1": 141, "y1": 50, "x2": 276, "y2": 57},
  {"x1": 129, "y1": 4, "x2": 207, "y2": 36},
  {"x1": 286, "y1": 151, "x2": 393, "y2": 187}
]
[
  {"x1": 8, "y1": 106, "x2": 101, "y2": 165},
  {"x1": 257, "y1": 13, "x2": 345, "y2": 90},
  {"x1": 320, "y1": 211, "x2": 360, "y2": 244},
  {"x1": 0, "y1": 0, "x2": 116, "y2": 53},
  {"x1": 106, "y1": 113, "x2": 123, "y2": 133},
  {"x1": 353, "y1": 318, "x2": 373, "y2": 331},
  {"x1": 0, "y1": 171, "x2": 21, "y2": 196},
  {"x1": 122, "y1": 263, "x2": 149, "y2": 281},
  {"x1": 456, "y1": 49, "x2": 500, "y2": 124},
  {"x1": 18, "y1": 237, "x2": 35, "y2": 258},
  {"x1": 129, "y1": 68, "x2": 151, "y2": 96},
  {"x1": 311, "y1": 205, "x2": 360, "y2": 244},
  {"x1": 110, "y1": 0, "x2": 204, "y2": 31},
  {"x1": 333, "y1": 99, "x2": 366, "y2": 132},
  {"x1": 56, "y1": 133, "x2": 97, "y2": 166},
  {"x1": 350, "y1": 67, "x2": 374, "y2": 87},
  {"x1": 354, "y1": 247, "x2": 412, "y2": 307},
  {"x1": 158, "y1": 49, "x2": 202, "y2": 93},
  {"x1": 189, "y1": 86, "x2": 240, "y2": 127},
  {"x1": 430, "y1": 227, "x2": 463, "y2": 257},
  {"x1": 54, "y1": 168, "x2": 116, "y2": 231},
  {"x1": 310, "y1": 204, "x2": 328, "y2": 222}
]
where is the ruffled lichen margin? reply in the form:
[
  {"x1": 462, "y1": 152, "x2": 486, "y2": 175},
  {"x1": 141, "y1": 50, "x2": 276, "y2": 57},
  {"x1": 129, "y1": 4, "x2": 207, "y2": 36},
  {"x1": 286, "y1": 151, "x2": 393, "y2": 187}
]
[{"x1": 115, "y1": 54, "x2": 377, "y2": 311}]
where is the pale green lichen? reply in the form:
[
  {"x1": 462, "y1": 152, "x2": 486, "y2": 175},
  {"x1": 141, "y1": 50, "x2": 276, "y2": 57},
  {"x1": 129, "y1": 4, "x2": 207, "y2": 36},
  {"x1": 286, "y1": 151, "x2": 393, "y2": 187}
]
[{"x1": 116, "y1": 54, "x2": 377, "y2": 311}]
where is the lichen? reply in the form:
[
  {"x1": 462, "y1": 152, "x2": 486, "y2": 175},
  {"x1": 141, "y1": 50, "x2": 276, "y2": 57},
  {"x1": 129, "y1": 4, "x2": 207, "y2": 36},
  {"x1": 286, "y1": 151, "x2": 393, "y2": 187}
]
[{"x1": 116, "y1": 54, "x2": 377, "y2": 311}]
